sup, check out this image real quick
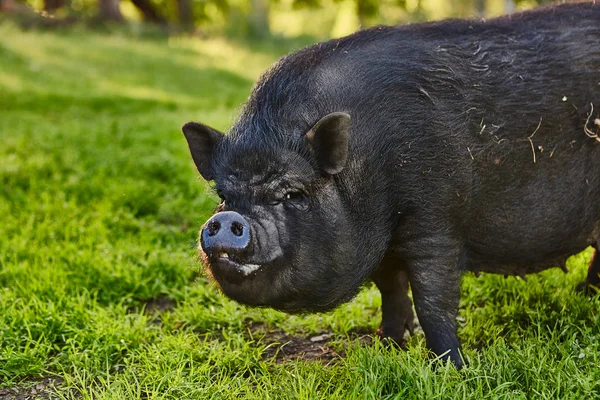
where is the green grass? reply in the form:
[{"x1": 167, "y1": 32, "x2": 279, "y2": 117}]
[{"x1": 0, "y1": 23, "x2": 599, "y2": 399}]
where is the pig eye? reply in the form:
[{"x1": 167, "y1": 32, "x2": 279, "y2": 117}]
[
  {"x1": 285, "y1": 191, "x2": 303, "y2": 201},
  {"x1": 283, "y1": 190, "x2": 308, "y2": 210}
]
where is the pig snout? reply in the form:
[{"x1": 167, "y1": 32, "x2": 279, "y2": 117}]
[{"x1": 201, "y1": 211, "x2": 251, "y2": 258}]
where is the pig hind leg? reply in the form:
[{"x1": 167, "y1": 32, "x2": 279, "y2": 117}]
[
  {"x1": 578, "y1": 244, "x2": 600, "y2": 294},
  {"x1": 371, "y1": 257, "x2": 415, "y2": 345}
]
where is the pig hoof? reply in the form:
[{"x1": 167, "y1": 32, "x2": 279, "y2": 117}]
[
  {"x1": 376, "y1": 328, "x2": 406, "y2": 349},
  {"x1": 376, "y1": 316, "x2": 415, "y2": 348}
]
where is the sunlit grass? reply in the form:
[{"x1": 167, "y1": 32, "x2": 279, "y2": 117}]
[{"x1": 0, "y1": 24, "x2": 599, "y2": 399}]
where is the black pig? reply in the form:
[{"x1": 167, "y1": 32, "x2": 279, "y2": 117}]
[{"x1": 182, "y1": 3, "x2": 600, "y2": 367}]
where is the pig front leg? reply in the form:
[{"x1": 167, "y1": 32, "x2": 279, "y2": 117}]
[
  {"x1": 371, "y1": 257, "x2": 415, "y2": 345},
  {"x1": 407, "y1": 252, "x2": 463, "y2": 368}
]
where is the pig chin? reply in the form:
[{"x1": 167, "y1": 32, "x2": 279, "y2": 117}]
[
  {"x1": 198, "y1": 246, "x2": 280, "y2": 305},
  {"x1": 199, "y1": 253, "x2": 344, "y2": 311},
  {"x1": 202, "y1": 253, "x2": 362, "y2": 312}
]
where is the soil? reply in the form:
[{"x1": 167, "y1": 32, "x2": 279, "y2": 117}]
[
  {"x1": 126, "y1": 294, "x2": 177, "y2": 324},
  {"x1": 143, "y1": 294, "x2": 176, "y2": 314},
  {"x1": 0, "y1": 377, "x2": 63, "y2": 400},
  {"x1": 248, "y1": 321, "x2": 375, "y2": 364}
]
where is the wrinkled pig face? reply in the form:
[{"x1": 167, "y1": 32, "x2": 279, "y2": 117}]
[{"x1": 182, "y1": 113, "x2": 364, "y2": 312}]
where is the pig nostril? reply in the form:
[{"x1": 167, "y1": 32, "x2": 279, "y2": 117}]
[
  {"x1": 207, "y1": 220, "x2": 221, "y2": 236},
  {"x1": 231, "y1": 221, "x2": 244, "y2": 237}
]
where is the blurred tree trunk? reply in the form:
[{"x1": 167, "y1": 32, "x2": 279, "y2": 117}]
[
  {"x1": 476, "y1": 0, "x2": 485, "y2": 17},
  {"x1": 0, "y1": 0, "x2": 15, "y2": 12},
  {"x1": 177, "y1": 0, "x2": 194, "y2": 31},
  {"x1": 98, "y1": 0, "x2": 124, "y2": 21},
  {"x1": 131, "y1": 0, "x2": 167, "y2": 24},
  {"x1": 44, "y1": 0, "x2": 64, "y2": 12},
  {"x1": 1, "y1": 0, "x2": 33, "y2": 13},
  {"x1": 356, "y1": 0, "x2": 378, "y2": 29},
  {"x1": 249, "y1": 0, "x2": 269, "y2": 37},
  {"x1": 357, "y1": 5, "x2": 366, "y2": 28},
  {"x1": 505, "y1": 0, "x2": 515, "y2": 13}
]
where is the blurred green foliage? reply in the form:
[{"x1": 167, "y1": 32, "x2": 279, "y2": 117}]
[{"x1": 2, "y1": 0, "x2": 556, "y2": 38}]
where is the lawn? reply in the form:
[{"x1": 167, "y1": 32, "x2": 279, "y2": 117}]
[{"x1": 0, "y1": 23, "x2": 599, "y2": 399}]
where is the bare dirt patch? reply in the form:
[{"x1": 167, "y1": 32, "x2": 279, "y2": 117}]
[
  {"x1": 0, "y1": 377, "x2": 64, "y2": 400},
  {"x1": 247, "y1": 322, "x2": 375, "y2": 364},
  {"x1": 143, "y1": 294, "x2": 176, "y2": 314},
  {"x1": 127, "y1": 294, "x2": 176, "y2": 324}
]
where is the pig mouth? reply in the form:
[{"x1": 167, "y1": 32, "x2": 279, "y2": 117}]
[{"x1": 208, "y1": 254, "x2": 263, "y2": 284}]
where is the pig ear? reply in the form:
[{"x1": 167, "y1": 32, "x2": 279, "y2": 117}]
[
  {"x1": 182, "y1": 121, "x2": 223, "y2": 181},
  {"x1": 305, "y1": 112, "x2": 351, "y2": 176}
]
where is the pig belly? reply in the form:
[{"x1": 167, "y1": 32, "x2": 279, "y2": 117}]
[
  {"x1": 464, "y1": 214, "x2": 594, "y2": 276},
  {"x1": 463, "y1": 155, "x2": 600, "y2": 276}
]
